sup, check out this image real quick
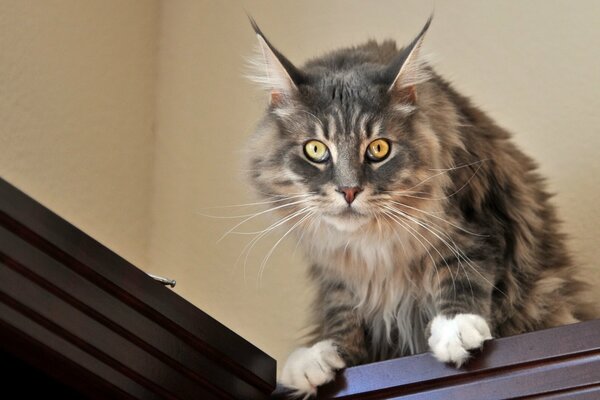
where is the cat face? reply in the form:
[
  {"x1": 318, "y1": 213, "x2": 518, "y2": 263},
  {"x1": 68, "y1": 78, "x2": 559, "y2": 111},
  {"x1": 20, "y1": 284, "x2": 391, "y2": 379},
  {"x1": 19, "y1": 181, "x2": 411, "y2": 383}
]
[{"x1": 247, "y1": 18, "x2": 442, "y2": 232}]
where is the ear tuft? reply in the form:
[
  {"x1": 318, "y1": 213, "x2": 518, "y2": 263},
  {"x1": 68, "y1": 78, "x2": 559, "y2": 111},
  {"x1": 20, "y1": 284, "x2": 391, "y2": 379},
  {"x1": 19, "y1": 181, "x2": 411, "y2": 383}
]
[
  {"x1": 245, "y1": 17, "x2": 303, "y2": 106},
  {"x1": 388, "y1": 15, "x2": 433, "y2": 107}
]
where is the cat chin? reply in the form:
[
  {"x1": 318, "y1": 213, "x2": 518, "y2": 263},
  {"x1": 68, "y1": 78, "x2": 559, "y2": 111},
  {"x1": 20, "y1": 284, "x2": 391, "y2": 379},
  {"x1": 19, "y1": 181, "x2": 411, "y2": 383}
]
[{"x1": 322, "y1": 213, "x2": 370, "y2": 232}]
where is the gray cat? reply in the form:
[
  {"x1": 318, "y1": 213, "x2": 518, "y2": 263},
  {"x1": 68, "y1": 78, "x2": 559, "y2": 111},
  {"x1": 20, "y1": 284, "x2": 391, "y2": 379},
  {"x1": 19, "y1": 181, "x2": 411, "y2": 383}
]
[{"x1": 245, "y1": 17, "x2": 593, "y2": 397}]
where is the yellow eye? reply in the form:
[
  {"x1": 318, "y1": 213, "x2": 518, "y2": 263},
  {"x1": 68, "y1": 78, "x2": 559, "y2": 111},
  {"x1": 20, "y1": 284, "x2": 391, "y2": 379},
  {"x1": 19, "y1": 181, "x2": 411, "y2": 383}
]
[
  {"x1": 304, "y1": 140, "x2": 330, "y2": 163},
  {"x1": 366, "y1": 138, "x2": 390, "y2": 162}
]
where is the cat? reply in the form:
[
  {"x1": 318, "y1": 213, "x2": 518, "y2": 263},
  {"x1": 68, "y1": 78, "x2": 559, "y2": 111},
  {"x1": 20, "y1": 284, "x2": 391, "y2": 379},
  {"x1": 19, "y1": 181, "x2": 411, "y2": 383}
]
[{"x1": 245, "y1": 16, "x2": 593, "y2": 397}]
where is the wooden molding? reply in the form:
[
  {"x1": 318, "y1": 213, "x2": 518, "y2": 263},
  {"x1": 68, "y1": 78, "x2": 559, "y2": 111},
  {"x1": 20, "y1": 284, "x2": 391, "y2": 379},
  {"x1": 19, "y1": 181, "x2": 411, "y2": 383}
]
[
  {"x1": 272, "y1": 319, "x2": 600, "y2": 399},
  {"x1": 315, "y1": 319, "x2": 600, "y2": 399},
  {"x1": 0, "y1": 178, "x2": 276, "y2": 399}
]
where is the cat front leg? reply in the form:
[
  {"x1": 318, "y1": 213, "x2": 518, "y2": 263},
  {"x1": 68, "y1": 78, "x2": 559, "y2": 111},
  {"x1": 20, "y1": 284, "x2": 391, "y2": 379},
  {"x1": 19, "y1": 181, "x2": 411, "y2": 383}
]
[
  {"x1": 280, "y1": 279, "x2": 367, "y2": 397},
  {"x1": 428, "y1": 313, "x2": 492, "y2": 366},
  {"x1": 427, "y1": 265, "x2": 494, "y2": 367},
  {"x1": 280, "y1": 339, "x2": 345, "y2": 397}
]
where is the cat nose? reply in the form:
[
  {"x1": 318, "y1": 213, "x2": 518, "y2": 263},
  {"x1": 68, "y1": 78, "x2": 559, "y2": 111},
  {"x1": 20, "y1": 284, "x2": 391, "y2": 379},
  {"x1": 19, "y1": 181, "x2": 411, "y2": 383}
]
[{"x1": 336, "y1": 186, "x2": 363, "y2": 204}]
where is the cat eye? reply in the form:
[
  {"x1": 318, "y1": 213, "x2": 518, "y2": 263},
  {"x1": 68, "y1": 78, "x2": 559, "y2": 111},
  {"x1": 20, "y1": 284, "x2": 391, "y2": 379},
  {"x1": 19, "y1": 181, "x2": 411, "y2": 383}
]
[
  {"x1": 304, "y1": 140, "x2": 330, "y2": 163},
  {"x1": 366, "y1": 139, "x2": 391, "y2": 162}
]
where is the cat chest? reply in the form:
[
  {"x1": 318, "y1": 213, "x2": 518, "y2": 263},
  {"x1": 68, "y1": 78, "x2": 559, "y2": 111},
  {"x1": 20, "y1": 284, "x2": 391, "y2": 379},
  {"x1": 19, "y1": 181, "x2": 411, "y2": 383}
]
[
  {"x1": 355, "y1": 281, "x2": 434, "y2": 357},
  {"x1": 321, "y1": 242, "x2": 433, "y2": 309}
]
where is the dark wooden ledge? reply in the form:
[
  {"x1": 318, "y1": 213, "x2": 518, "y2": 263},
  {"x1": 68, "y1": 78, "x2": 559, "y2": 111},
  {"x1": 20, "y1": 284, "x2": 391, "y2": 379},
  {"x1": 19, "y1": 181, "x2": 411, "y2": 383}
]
[
  {"x1": 272, "y1": 319, "x2": 600, "y2": 399},
  {"x1": 315, "y1": 318, "x2": 600, "y2": 399},
  {"x1": 0, "y1": 177, "x2": 276, "y2": 399},
  {"x1": 271, "y1": 318, "x2": 600, "y2": 399}
]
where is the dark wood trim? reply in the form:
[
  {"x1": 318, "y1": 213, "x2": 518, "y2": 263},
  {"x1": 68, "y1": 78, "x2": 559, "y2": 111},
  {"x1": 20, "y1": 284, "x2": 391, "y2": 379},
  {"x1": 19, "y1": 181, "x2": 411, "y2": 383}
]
[
  {"x1": 315, "y1": 319, "x2": 600, "y2": 399},
  {"x1": 272, "y1": 320, "x2": 600, "y2": 399},
  {"x1": 0, "y1": 177, "x2": 276, "y2": 399},
  {"x1": 304, "y1": 319, "x2": 600, "y2": 399}
]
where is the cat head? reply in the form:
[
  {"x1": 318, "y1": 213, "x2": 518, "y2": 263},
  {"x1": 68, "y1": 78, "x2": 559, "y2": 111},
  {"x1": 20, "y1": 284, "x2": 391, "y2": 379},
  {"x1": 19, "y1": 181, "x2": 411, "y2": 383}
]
[{"x1": 246, "y1": 17, "x2": 450, "y2": 233}]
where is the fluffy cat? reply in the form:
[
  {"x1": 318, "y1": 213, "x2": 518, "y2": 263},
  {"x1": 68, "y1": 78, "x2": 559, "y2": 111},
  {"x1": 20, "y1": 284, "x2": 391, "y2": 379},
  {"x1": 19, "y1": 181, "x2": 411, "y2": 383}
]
[{"x1": 245, "y1": 17, "x2": 592, "y2": 397}]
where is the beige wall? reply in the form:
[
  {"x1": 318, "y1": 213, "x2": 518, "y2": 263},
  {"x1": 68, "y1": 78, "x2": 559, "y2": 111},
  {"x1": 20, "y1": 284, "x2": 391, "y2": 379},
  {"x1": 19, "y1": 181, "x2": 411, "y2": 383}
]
[
  {"x1": 0, "y1": 1, "x2": 158, "y2": 268},
  {"x1": 2, "y1": 0, "x2": 599, "y2": 372}
]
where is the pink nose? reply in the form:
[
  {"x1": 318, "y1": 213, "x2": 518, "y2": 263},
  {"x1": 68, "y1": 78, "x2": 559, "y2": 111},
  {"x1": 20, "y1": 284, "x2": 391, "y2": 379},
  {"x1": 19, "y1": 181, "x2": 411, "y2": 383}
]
[{"x1": 337, "y1": 186, "x2": 363, "y2": 204}]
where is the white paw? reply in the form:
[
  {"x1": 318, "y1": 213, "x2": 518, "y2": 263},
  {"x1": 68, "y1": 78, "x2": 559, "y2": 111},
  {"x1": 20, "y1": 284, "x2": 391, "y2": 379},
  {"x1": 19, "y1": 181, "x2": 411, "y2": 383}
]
[
  {"x1": 280, "y1": 340, "x2": 346, "y2": 398},
  {"x1": 428, "y1": 313, "x2": 492, "y2": 367}
]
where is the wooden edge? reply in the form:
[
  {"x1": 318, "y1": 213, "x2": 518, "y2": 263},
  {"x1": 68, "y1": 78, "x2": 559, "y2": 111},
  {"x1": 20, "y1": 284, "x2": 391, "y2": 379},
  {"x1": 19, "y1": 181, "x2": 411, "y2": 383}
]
[
  {"x1": 272, "y1": 319, "x2": 600, "y2": 399},
  {"x1": 0, "y1": 224, "x2": 265, "y2": 399},
  {"x1": 0, "y1": 310, "x2": 147, "y2": 400},
  {"x1": 0, "y1": 177, "x2": 276, "y2": 394},
  {"x1": 319, "y1": 319, "x2": 600, "y2": 398}
]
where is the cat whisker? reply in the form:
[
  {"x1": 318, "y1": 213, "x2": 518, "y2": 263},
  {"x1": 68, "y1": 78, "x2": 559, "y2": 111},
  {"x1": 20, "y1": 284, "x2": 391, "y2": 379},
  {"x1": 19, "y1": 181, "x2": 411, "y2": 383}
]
[
  {"x1": 383, "y1": 160, "x2": 486, "y2": 201},
  {"x1": 257, "y1": 208, "x2": 316, "y2": 286},
  {"x1": 198, "y1": 193, "x2": 313, "y2": 213},
  {"x1": 197, "y1": 194, "x2": 314, "y2": 220},
  {"x1": 292, "y1": 210, "x2": 316, "y2": 257},
  {"x1": 420, "y1": 227, "x2": 478, "y2": 303},
  {"x1": 387, "y1": 200, "x2": 488, "y2": 237},
  {"x1": 410, "y1": 218, "x2": 476, "y2": 303},
  {"x1": 384, "y1": 206, "x2": 475, "y2": 302},
  {"x1": 385, "y1": 205, "x2": 505, "y2": 299},
  {"x1": 235, "y1": 206, "x2": 314, "y2": 283},
  {"x1": 373, "y1": 209, "x2": 384, "y2": 241},
  {"x1": 217, "y1": 198, "x2": 313, "y2": 242},
  {"x1": 380, "y1": 189, "x2": 432, "y2": 197},
  {"x1": 256, "y1": 189, "x2": 317, "y2": 197},
  {"x1": 427, "y1": 159, "x2": 489, "y2": 172},
  {"x1": 379, "y1": 207, "x2": 445, "y2": 295},
  {"x1": 379, "y1": 215, "x2": 417, "y2": 296},
  {"x1": 382, "y1": 206, "x2": 457, "y2": 296},
  {"x1": 402, "y1": 168, "x2": 459, "y2": 192},
  {"x1": 385, "y1": 207, "x2": 466, "y2": 267}
]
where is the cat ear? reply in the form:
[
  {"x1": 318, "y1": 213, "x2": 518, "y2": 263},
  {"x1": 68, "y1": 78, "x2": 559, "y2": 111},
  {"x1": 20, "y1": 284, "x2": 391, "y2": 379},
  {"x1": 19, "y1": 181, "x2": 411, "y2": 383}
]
[
  {"x1": 387, "y1": 16, "x2": 432, "y2": 108},
  {"x1": 248, "y1": 17, "x2": 304, "y2": 106}
]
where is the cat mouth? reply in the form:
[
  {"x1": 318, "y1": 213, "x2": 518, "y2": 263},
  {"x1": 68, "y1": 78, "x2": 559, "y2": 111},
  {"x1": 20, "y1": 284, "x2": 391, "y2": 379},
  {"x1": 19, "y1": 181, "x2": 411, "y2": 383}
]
[
  {"x1": 329, "y1": 207, "x2": 367, "y2": 218},
  {"x1": 322, "y1": 208, "x2": 371, "y2": 231}
]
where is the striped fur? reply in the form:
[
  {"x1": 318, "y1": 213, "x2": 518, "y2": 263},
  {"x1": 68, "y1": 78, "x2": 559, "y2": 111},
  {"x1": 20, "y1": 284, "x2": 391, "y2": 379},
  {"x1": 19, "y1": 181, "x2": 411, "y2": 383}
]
[{"x1": 245, "y1": 19, "x2": 596, "y2": 392}]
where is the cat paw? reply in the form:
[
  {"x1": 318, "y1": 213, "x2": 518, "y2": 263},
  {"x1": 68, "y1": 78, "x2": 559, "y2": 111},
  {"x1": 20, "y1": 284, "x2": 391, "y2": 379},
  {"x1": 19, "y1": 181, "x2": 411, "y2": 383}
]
[
  {"x1": 280, "y1": 339, "x2": 346, "y2": 398},
  {"x1": 428, "y1": 313, "x2": 492, "y2": 367}
]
